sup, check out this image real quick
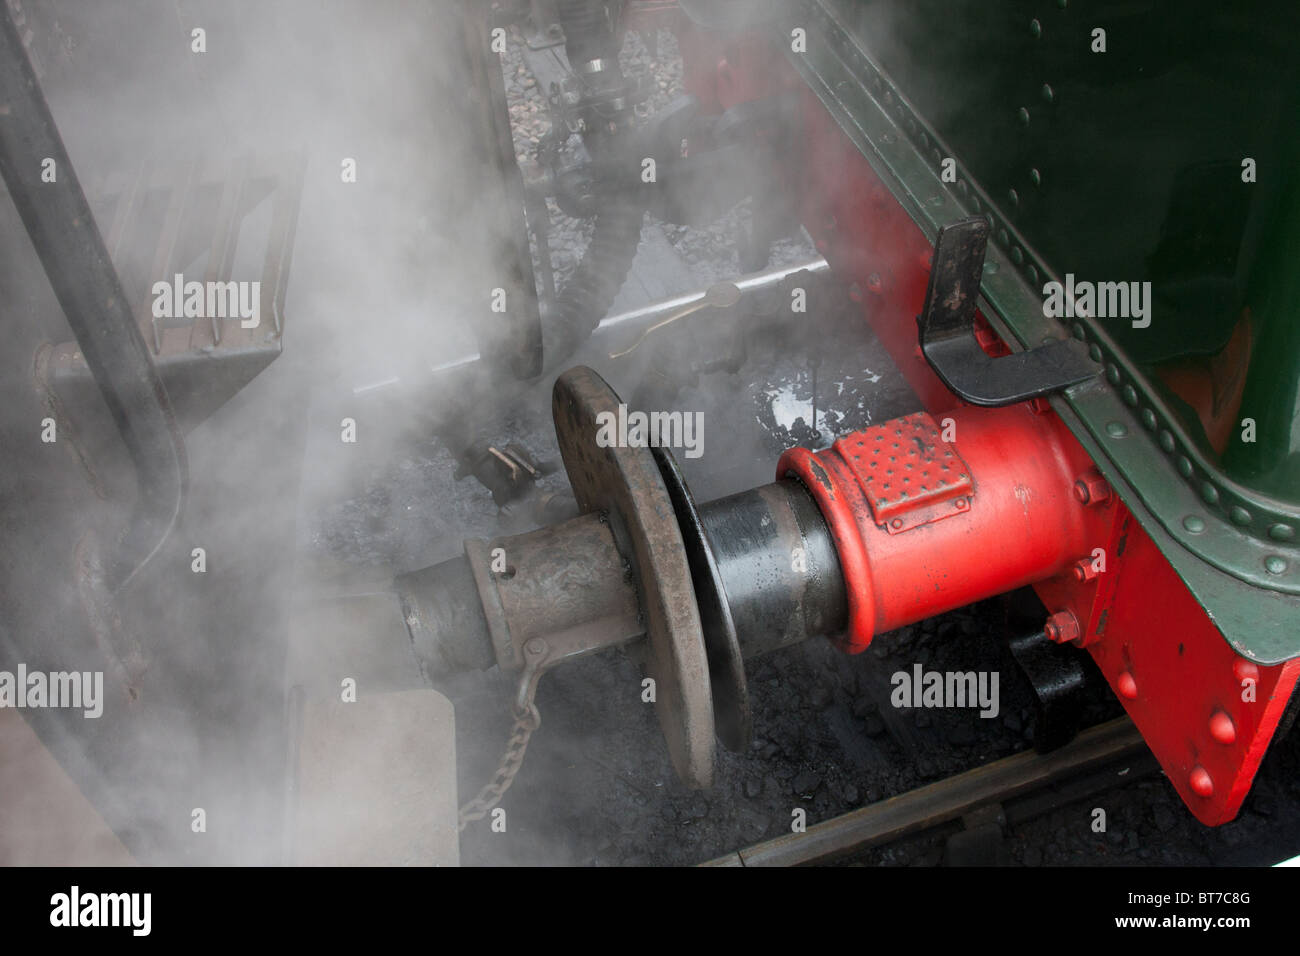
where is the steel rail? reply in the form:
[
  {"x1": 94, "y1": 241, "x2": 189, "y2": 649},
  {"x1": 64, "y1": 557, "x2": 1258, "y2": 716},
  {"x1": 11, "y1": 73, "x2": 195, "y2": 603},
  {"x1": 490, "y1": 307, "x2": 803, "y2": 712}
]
[{"x1": 702, "y1": 717, "x2": 1148, "y2": 866}]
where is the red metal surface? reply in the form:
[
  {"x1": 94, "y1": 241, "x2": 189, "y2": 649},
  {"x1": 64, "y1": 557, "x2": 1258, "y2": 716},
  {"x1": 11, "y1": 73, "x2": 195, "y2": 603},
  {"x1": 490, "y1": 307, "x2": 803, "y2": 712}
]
[
  {"x1": 779, "y1": 405, "x2": 1112, "y2": 653},
  {"x1": 1086, "y1": 516, "x2": 1300, "y2": 824},
  {"x1": 677, "y1": 21, "x2": 1299, "y2": 825},
  {"x1": 780, "y1": 397, "x2": 1299, "y2": 823},
  {"x1": 677, "y1": 20, "x2": 798, "y2": 115}
]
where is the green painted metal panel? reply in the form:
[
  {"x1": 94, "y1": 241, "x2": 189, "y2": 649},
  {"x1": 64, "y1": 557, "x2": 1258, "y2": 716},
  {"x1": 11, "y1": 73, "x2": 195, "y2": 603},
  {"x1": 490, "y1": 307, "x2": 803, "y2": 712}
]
[{"x1": 780, "y1": 0, "x2": 1300, "y2": 659}]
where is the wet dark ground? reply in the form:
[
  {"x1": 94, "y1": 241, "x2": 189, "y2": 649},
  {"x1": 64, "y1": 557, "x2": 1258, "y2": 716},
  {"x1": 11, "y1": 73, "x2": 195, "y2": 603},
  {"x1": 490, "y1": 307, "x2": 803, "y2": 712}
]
[{"x1": 296, "y1": 23, "x2": 1300, "y2": 867}]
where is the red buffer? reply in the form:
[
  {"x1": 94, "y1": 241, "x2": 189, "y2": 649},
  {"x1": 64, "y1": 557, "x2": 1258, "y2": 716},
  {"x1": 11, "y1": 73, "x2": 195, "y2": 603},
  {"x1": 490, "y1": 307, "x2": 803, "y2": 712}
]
[{"x1": 779, "y1": 403, "x2": 1299, "y2": 824}]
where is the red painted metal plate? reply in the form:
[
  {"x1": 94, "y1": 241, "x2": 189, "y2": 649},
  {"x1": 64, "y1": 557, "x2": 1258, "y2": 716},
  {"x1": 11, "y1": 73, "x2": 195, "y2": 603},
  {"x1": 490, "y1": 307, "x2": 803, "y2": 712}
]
[
  {"x1": 834, "y1": 412, "x2": 973, "y2": 534},
  {"x1": 1085, "y1": 519, "x2": 1300, "y2": 825}
]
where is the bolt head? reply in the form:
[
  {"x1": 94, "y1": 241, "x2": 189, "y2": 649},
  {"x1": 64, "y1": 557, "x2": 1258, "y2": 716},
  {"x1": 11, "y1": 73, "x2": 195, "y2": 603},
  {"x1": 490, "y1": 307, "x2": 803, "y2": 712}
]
[
  {"x1": 1072, "y1": 558, "x2": 1099, "y2": 583},
  {"x1": 1044, "y1": 610, "x2": 1081, "y2": 644},
  {"x1": 1073, "y1": 471, "x2": 1111, "y2": 506}
]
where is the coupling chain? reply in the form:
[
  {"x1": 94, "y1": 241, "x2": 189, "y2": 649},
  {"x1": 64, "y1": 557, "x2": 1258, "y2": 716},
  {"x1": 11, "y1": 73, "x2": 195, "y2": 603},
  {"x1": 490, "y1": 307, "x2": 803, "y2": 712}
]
[{"x1": 457, "y1": 637, "x2": 551, "y2": 831}]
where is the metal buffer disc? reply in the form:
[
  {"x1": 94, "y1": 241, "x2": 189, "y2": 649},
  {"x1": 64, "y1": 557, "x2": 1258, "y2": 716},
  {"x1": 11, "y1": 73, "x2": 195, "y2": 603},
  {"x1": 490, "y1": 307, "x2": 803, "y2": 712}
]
[
  {"x1": 653, "y1": 445, "x2": 752, "y2": 752},
  {"x1": 552, "y1": 367, "x2": 716, "y2": 787}
]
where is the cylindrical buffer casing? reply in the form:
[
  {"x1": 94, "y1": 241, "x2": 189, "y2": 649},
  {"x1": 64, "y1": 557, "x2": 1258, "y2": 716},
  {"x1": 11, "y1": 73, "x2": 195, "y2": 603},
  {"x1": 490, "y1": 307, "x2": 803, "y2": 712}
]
[{"x1": 778, "y1": 405, "x2": 1099, "y2": 653}]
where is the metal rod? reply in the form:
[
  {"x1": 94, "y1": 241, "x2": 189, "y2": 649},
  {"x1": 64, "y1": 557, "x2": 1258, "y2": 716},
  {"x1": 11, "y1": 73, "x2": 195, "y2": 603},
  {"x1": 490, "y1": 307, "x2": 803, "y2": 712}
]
[
  {"x1": 702, "y1": 717, "x2": 1146, "y2": 866},
  {"x1": 353, "y1": 255, "x2": 831, "y2": 394},
  {"x1": 0, "y1": 10, "x2": 186, "y2": 592},
  {"x1": 595, "y1": 255, "x2": 829, "y2": 332}
]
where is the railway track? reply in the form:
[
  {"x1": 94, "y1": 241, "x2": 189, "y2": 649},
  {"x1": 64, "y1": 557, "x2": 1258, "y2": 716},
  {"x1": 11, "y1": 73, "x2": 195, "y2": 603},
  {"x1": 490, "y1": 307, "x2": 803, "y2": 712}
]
[{"x1": 703, "y1": 718, "x2": 1157, "y2": 866}]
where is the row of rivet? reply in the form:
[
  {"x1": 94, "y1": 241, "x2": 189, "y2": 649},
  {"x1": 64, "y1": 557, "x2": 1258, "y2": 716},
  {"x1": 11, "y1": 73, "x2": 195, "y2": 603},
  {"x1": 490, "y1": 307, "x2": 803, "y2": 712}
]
[
  {"x1": 820, "y1": 5, "x2": 1296, "y2": 566},
  {"x1": 1115, "y1": 658, "x2": 1258, "y2": 799}
]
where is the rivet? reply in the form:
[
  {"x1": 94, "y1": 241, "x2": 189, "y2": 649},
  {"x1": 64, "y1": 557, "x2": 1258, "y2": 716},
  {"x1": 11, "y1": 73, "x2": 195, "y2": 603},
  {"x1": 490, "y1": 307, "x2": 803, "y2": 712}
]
[
  {"x1": 1116, "y1": 670, "x2": 1138, "y2": 700},
  {"x1": 1189, "y1": 766, "x2": 1214, "y2": 798},
  {"x1": 1268, "y1": 523, "x2": 1296, "y2": 542},
  {"x1": 1018, "y1": 106, "x2": 1031, "y2": 126},
  {"x1": 1200, "y1": 482, "x2": 1219, "y2": 506},
  {"x1": 1265, "y1": 556, "x2": 1287, "y2": 575},
  {"x1": 1182, "y1": 515, "x2": 1205, "y2": 534},
  {"x1": 1209, "y1": 711, "x2": 1236, "y2": 745},
  {"x1": 1041, "y1": 82, "x2": 1055, "y2": 103},
  {"x1": 1122, "y1": 385, "x2": 1138, "y2": 406},
  {"x1": 1230, "y1": 505, "x2": 1251, "y2": 526},
  {"x1": 1106, "y1": 421, "x2": 1128, "y2": 438},
  {"x1": 1030, "y1": 18, "x2": 1042, "y2": 38}
]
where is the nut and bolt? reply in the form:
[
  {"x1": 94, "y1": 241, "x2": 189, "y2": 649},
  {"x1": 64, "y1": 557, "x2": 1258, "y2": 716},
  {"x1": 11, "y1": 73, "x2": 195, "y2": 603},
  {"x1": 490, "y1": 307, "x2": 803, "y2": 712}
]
[
  {"x1": 1044, "y1": 609, "x2": 1081, "y2": 644},
  {"x1": 1073, "y1": 470, "x2": 1111, "y2": 506}
]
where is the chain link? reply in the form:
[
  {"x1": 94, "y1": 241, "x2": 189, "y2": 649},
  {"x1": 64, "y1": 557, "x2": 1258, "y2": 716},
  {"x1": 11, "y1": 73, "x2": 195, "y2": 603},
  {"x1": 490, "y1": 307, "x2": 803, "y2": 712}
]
[{"x1": 457, "y1": 695, "x2": 542, "y2": 831}]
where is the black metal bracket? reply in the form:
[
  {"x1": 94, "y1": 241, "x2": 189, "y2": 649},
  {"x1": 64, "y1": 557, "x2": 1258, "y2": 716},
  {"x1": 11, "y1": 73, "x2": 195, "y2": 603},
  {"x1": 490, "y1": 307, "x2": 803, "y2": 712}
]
[
  {"x1": 1006, "y1": 629, "x2": 1086, "y2": 754},
  {"x1": 917, "y1": 216, "x2": 1098, "y2": 406}
]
